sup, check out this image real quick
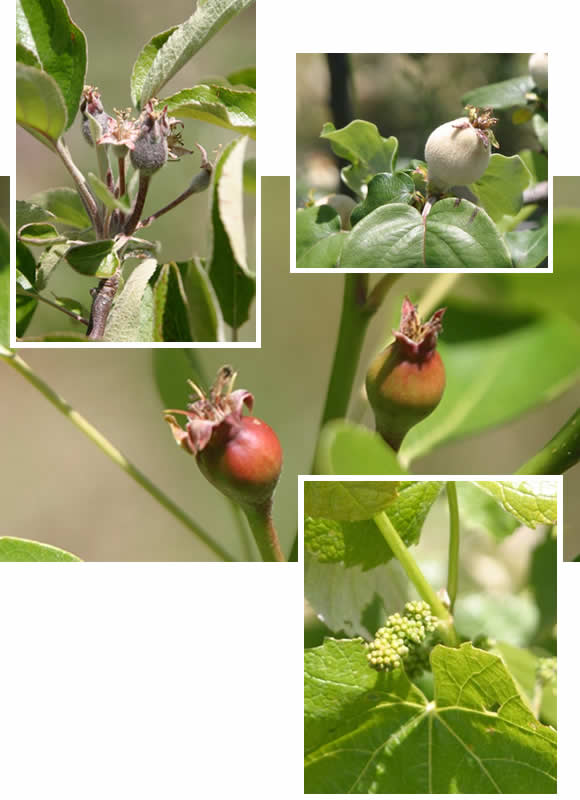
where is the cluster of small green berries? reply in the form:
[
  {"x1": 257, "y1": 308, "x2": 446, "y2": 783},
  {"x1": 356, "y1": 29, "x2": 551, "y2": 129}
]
[
  {"x1": 536, "y1": 656, "x2": 557, "y2": 687},
  {"x1": 366, "y1": 601, "x2": 438, "y2": 675}
]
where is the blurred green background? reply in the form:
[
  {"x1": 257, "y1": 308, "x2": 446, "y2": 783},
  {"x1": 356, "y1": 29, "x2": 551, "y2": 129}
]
[
  {"x1": 17, "y1": 0, "x2": 256, "y2": 340},
  {"x1": 2, "y1": 177, "x2": 579, "y2": 560},
  {"x1": 297, "y1": 53, "x2": 540, "y2": 203}
]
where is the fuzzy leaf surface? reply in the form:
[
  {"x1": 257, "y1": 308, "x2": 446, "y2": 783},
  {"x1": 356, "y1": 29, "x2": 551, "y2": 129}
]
[
  {"x1": 505, "y1": 225, "x2": 548, "y2": 268},
  {"x1": 340, "y1": 199, "x2": 512, "y2": 268},
  {"x1": 350, "y1": 171, "x2": 415, "y2": 227},
  {"x1": 103, "y1": 259, "x2": 158, "y2": 342},
  {"x1": 130, "y1": 26, "x2": 177, "y2": 108},
  {"x1": 163, "y1": 85, "x2": 256, "y2": 138},
  {"x1": 0, "y1": 537, "x2": 81, "y2": 562},
  {"x1": 462, "y1": 75, "x2": 535, "y2": 109},
  {"x1": 29, "y1": 187, "x2": 91, "y2": 229},
  {"x1": 137, "y1": 0, "x2": 254, "y2": 107},
  {"x1": 152, "y1": 262, "x2": 194, "y2": 342},
  {"x1": 207, "y1": 137, "x2": 255, "y2": 329},
  {"x1": 304, "y1": 640, "x2": 556, "y2": 794},
  {"x1": 16, "y1": 0, "x2": 86, "y2": 128},
  {"x1": 179, "y1": 258, "x2": 224, "y2": 341},
  {"x1": 65, "y1": 240, "x2": 118, "y2": 278},
  {"x1": 304, "y1": 481, "x2": 400, "y2": 522},
  {"x1": 16, "y1": 63, "x2": 66, "y2": 149},
  {"x1": 296, "y1": 205, "x2": 344, "y2": 268}
]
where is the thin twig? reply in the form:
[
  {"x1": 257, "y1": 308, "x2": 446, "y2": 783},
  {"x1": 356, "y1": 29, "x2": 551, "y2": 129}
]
[
  {"x1": 16, "y1": 288, "x2": 89, "y2": 326},
  {"x1": 0, "y1": 350, "x2": 236, "y2": 561}
]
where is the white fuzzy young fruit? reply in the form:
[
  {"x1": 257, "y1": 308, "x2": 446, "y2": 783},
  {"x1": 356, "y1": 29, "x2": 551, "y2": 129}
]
[
  {"x1": 528, "y1": 52, "x2": 548, "y2": 91},
  {"x1": 425, "y1": 118, "x2": 491, "y2": 191}
]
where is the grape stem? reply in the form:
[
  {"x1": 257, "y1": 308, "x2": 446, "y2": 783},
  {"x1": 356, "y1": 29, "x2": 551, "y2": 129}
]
[
  {"x1": 373, "y1": 509, "x2": 458, "y2": 646},
  {"x1": 446, "y1": 481, "x2": 460, "y2": 610}
]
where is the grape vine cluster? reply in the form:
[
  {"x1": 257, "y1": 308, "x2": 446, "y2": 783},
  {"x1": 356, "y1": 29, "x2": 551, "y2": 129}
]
[{"x1": 366, "y1": 600, "x2": 439, "y2": 676}]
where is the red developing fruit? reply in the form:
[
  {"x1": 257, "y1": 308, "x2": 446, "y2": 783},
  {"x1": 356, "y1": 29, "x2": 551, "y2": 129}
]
[
  {"x1": 164, "y1": 367, "x2": 283, "y2": 511},
  {"x1": 366, "y1": 297, "x2": 446, "y2": 452}
]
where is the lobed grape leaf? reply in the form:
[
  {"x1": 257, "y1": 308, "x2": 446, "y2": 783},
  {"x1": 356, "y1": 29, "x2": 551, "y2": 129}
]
[
  {"x1": 304, "y1": 481, "x2": 400, "y2": 522},
  {"x1": 305, "y1": 639, "x2": 556, "y2": 794},
  {"x1": 472, "y1": 479, "x2": 557, "y2": 528},
  {"x1": 304, "y1": 555, "x2": 408, "y2": 638},
  {"x1": 305, "y1": 481, "x2": 444, "y2": 570}
]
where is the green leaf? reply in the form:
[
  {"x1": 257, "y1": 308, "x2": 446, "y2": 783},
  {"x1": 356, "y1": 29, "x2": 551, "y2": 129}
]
[
  {"x1": 462, "y1": 74, "x2": 535, "y2": 109},
  {"x1": 519, "y1": 149, "x2": 548, "y2": 183},
  {"x1": 152, "y1": 347, "x2": 206, "y2": 412},
  {"x1": 151, "y1": 262, "x2": 194, "y2": 342},
  {"x1": 454, "y1": 592, "x2": 539, "y2": 647},
  {"x1": 492, "y1": 642, "x2": 556, "y2": 728},
  {"x1": 304, "y1": 555, "x2": 408, "y2": 638},
  {"x1": 350, "y1": 171, "x2": 415, "y2": 227},
  {"x1": 305, "y1": 640, "x2": 556, "y2": 794},
  {"x1": 18, "y1": 222, "x2": 65, "y2": 245},
  {"x1": 179, "y1": 258, "x2": 225, "y2": 341},
  {"x1": 243, "y1": 157, "x2": 256, "y2": 194},
  {"x1": 0, "y1": 536, "x2": 81, "y2": 561},
  {"x1": 314, "y1": 420, "x2": 406, "y2": 474},
  {"x1": 400, "y1": 303, "x2": 580, "y2": 464},
  {"x1": 16, "y1": 0, "x2": 86, "y2": 128},
  {"x1": 16, "y1": 242, "x2": 38, "y2": 336},
  {"x1": 16, "y1": 62, "x2": 66, "y2": 149},
  {"x1": 16, "y1": 42, "x2": 41, "y2": 68},
  {"x1": 208, "y1": 137, "x2": 255, "y2": 330},
  {"x1": 304, "y1": 481, "x2": 400, "y2": 521},
  {"x1": 533, "y1": 113, "x2": 548, "y2": 150},
  {"x1": 65, "y1": 240, "x2": 119, "y2": 277},
  {"x1": 472, "y1": 154, "x2": 532, "y2": 222},
  {"x1": 339, "y1": 199, "x2": 512, "y2": 268},
  {"x1": 227, "y1": 65, "x2": 256, "y2": 88},
  {"x1": 321, "y1": 120, "x2": 398, "y2": 197},
  {"x1": 29, "y1": 187, "x2": 91, "y2": 229},
  {"x1": 296, "y1": 205, "x2": 344, "y2": 268},
  {"x1": 130, "y1": 26, "x2": 178, "y2": 108},
  {"x1": 0, "y1": 221, "x2": 9, "y2": 347},
  {"x1": 35, "y1": 243, "x2": 69, "y2": 290},
  {"x1": 162, "y1": 84, "x2": 256, "y2": 138},
  {"x1": 136, "y1": 0, "x2": 254, "y2": 108},
  {"x1": 88, "y1": 173, "x2": 131, "y2": 214},
  {"x1": 505, "y1": 225, "x2": 548, "y2": 267},
  {"x1": 102, "y1": 258, "x2": 158, "y2": 342},
  {"x1": 529, "y1": 527, "x2": 557, "y2": 644},
  {"x1": 457, "y1": 482, "x2": 518, "y2": 540},
  {"x1": 16, "y1": 199, "x2": 56, "y2": 229},
  {"x1": 472, "y1": 479, "x2": 557, "y2": 528},
  {"x1": 305, "y1": 481, "x2": 444, "y2": 570}
]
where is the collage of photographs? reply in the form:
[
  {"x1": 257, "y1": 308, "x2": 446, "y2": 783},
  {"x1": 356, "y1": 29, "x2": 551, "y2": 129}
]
[{"x1": 2, "y1": 0, "x2": 578, "y2": 797}]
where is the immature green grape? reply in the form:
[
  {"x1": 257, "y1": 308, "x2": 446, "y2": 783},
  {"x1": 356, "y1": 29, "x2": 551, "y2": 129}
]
[{"x1": 365, "y1": 600, "x2": 438, "y2": 676}]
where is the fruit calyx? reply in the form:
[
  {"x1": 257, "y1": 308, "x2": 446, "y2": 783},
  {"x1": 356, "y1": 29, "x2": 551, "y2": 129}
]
[
  {"x1": 393, "y1": 296, "x2": 446, "y2": 361},
  {"x1": 165, "y1": 366, "x2": 253, "y2": 457}
]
